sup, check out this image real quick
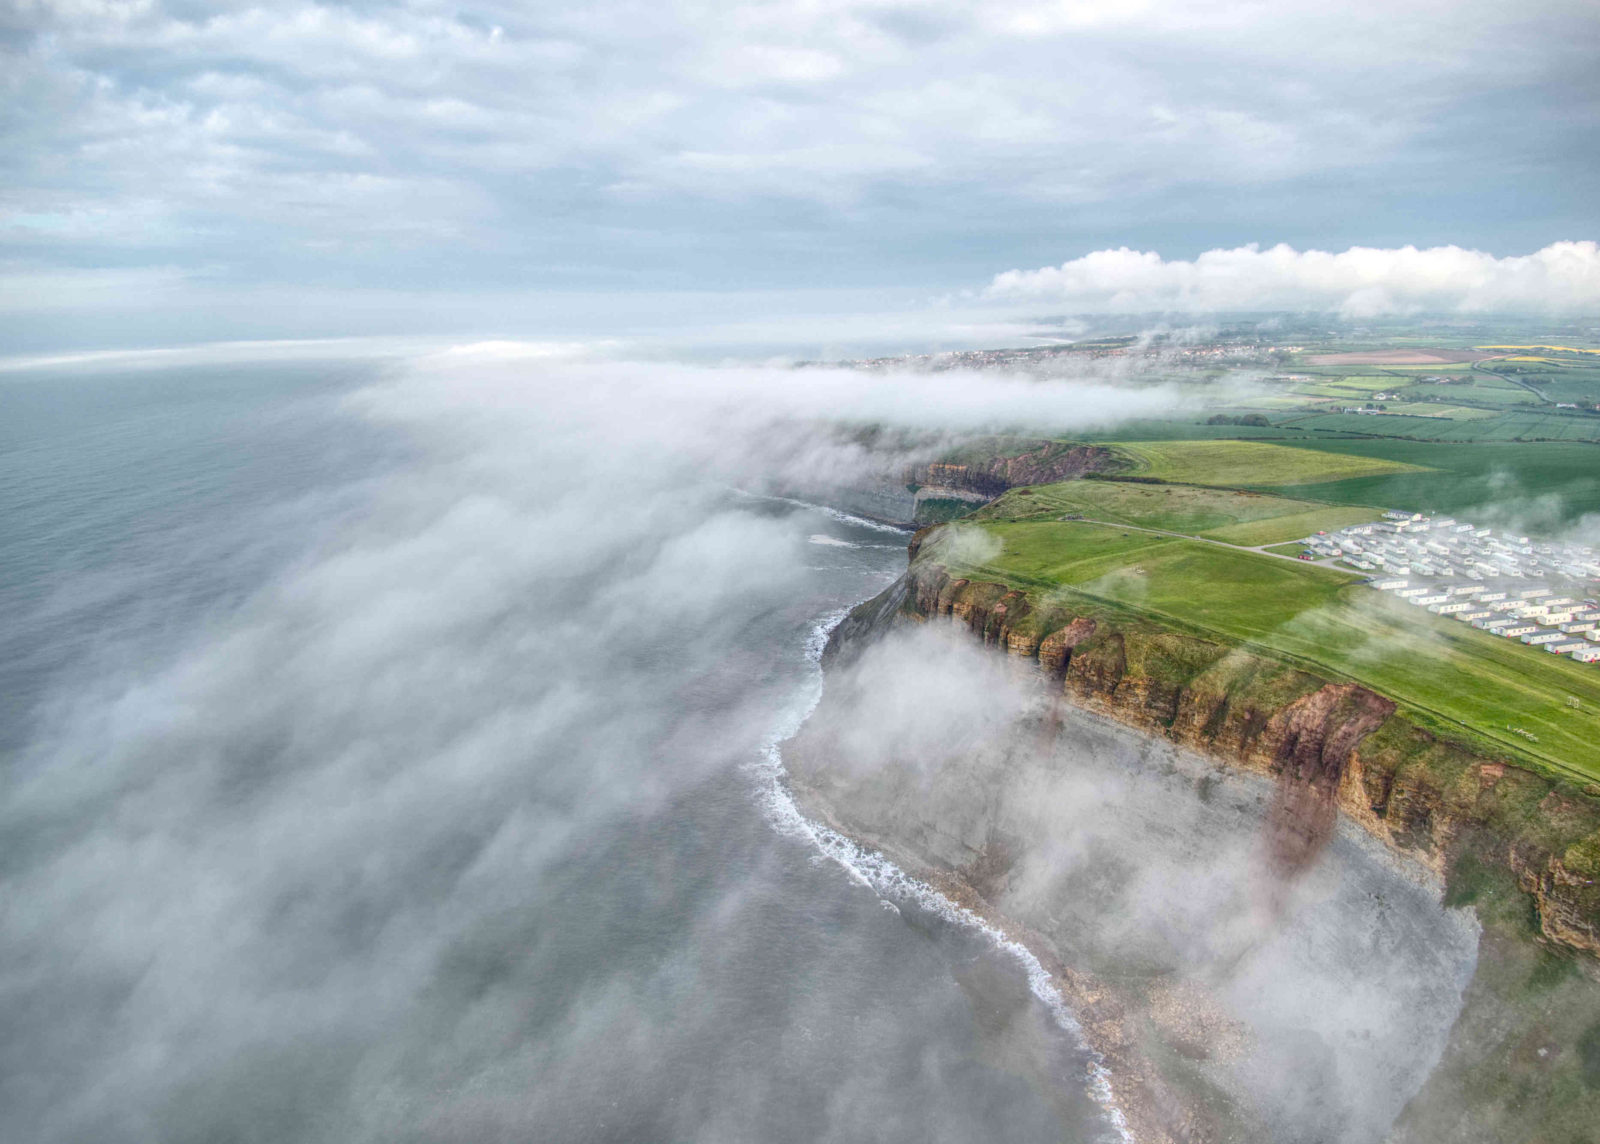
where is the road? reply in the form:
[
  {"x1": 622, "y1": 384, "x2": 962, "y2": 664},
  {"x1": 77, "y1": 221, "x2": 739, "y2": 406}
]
[{"x1": 1471, "y1": 354, "x2": 1552, "y2": 405}]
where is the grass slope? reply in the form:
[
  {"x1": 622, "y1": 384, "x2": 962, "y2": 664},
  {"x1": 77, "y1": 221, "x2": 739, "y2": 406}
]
[
  {"x1": 1201, "y1": 507, "x2": 1380, "y2": 546},
  {"x1": 1259, "y1": 439, "x2": 1600, "y2": 526},
  {"x1": 1073, "y1": 420, "x2": 1317, "y2": 443},
  {"x1": 1113, "y1": 439, "x2": 1426, "y2": 487},
  {"x1": 972, "y1": 480, "x2": 1380, "y2": 547},
  {"x1": 952, "y1": 520, "x2": 1600, "y2": 780}
]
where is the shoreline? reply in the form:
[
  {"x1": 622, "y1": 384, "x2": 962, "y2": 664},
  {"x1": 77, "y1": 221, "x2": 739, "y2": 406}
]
[
  {"x1": 785, "y1": 602, "x2": 1487, "y2": 1142},
  {"x1": 751, "y1": 605, "x2": 1139, "y2": 1143}
]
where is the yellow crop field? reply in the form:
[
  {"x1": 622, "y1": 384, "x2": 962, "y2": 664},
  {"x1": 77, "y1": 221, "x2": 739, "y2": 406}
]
[{"x1": 1477, "y1": 345, "x2": 1600, "y2": 355}]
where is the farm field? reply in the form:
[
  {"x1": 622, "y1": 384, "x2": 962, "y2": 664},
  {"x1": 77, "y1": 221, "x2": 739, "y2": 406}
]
[
  {"x1": 1268, "y1": 374, "x2": 1540, "y2": 417},
  {"x1": 1072, "y1": 419, "x2": 1318, "y2": 443},
  {"x1": 1248, "y1": 395, "x2": 1328, "y2": 410},
  {"x1": 1396, "y1": 384, "x2": 1539, "y2": 407},
  {"x1": 1284, "y1": 412, "x2": 1517, "y2": 438},
  {"x1": 1376, "y1": 363, "x2": 1481, "y2": 373},
  {"x1": 1478, "y1": 345, "x2": 1600, "y2": 357},
  {"x1": 953, "y1": 520, "x2": 1600, "y2": 779},
  {"x1": 1257, "y1": 439, "x2": 1600, "y2": 525},
  {"x1": 1269, "y1": 406, "x2": 1600, "y2": 442},
  {"x1": 1304, "y1": 350, "x2": 1492, "y2": 365},
  {"x1": 1289, "y1": 383, "x2": 1371, "y2": 399},
  {"x1": 1288, "y1": 376, "x2": 1396, "y2": 392},
  {"x1": 1466, "y1": 411, "x2": 1600, "y2": 439},
  {"x1": 1504, "y1": 365, "x2": 1600, "y2": 407},
  {"x1": 1283, "y1": 413, "x2": 1460, "y2": 436},
  {"x1": 1109, "y1": 439, "x2": 1426, "y2": 487},
  {"x1": 1335, "y1": 403, "x2": 1498, "y2": 420},
  {"x1": 972, "y1": 479, "x2": 1380, "y2": 541}
]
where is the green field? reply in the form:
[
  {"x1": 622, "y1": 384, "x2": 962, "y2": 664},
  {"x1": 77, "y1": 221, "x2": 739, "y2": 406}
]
[
  {"x1": 1377, "y1": 363, "x2": 1481, "y2": 373},
  {"x1": 1111, "y1": 439, "x2": 1427, "y2": 487},
  {"x1": 1283, "y1": 412, "x2": 1537, "y2": 438},
  {"x1": 1287, "y1": 410, "x2": 1600, "y2": 442},
  {"x1": 1201, "y1": 506, "x2": 1379, "y2": 545},
  {"x1": 1372, "y1": 403, "x2": 1500, "y2": 420},
  {"x1": 1283, "y1": 404, "x2": 1501, "y2": 425},
  {"x1": 1258, "y1": 362, "x2": 1600, "y2": 441},
  {"x1": 1256, "y1": 439, "x2": 1600, "y2": 526},
  {"x1": 1068, "y1": 388, "x2": 1600, "y2": 527},
  {"x1": 1077, "y1": 419, "x2": 1317, "y2": 443},
  {"x1": 948, "y1": 520, "x2": 1600, "y2": 779},
  {"x1": 1249, "y1": 394, "x2": 1327, "y2": 410},
  {"x1": 1291, "y1": 383, "x2": 1374, "y2": 398},
  {"x1": 973, "y1": 479, "x2": 1379, "y2": 543},
  {"x1": 1391, "y1": 384, "x2": 1539, "y2": 407},
  {"x1": 1332, "y1": 375, "x2": 1405, "y2": 389}
]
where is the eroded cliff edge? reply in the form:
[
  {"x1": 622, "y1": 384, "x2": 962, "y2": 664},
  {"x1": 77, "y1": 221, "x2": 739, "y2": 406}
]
[
  {"x1": 792, "y1": 536, "x2": 1600, "y2": 1143},
  {"x1": 821, "y1": 439, "x2": 1129, "y2": 526},
  {"x1": 871, "y1": 546, "x2": 1600, "y2": 958}
]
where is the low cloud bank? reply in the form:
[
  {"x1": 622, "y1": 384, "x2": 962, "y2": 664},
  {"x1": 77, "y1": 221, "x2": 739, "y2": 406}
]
[
  {"x1": 986, "y1": 241, "x2": 1600, "y2": 316},
  {"x1": 0, "y1": 345, "x2": 1194, "y2": 1143}
]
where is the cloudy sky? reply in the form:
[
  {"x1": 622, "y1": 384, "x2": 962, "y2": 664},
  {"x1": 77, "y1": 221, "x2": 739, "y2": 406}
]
[{"x1": 4, "y1": 0, "x2": 1598, "y2": 348}]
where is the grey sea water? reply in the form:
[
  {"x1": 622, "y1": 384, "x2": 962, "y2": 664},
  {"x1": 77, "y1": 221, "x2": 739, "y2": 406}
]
[{"x1": 0, "y1": 356, "x2": 1113, "y2": 1143}]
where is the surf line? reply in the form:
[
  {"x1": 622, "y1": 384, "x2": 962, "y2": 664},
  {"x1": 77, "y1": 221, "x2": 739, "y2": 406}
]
[
  {"x1": 745, "y1": 606, "x2": 1135, "y2": 1144},
  {"x1": 808, "y1": 533, "x2": 905, "y2": 550},
  {"x1": 727, "y1": 487, "x2": 916, "y2": 535}
]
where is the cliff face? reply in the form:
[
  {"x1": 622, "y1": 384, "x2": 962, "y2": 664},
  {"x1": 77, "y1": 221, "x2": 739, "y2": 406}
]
[
  {"x1": 906, "y1": 441, "x2": 1126, "y2": 499},
  {"x1": 797, "y1": 571, "x2": 1490, "y2": 1144},
  {"x1": 805, "y1": 549, "x2": 1600, "y2": 1142},
  {"x1": 845, "y1": 558, "x2": 1600, "y2": 958}
]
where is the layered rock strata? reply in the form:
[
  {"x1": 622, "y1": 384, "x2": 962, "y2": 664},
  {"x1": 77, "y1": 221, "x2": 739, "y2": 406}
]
[{"x1": 827, "y1": 555, "x2": 1600, "y2": 958}]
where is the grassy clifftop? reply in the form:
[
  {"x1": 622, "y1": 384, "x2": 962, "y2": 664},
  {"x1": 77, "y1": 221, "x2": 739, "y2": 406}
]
[
  {"x1": 968, "y1": 477, "x2": 1381, "y2": 545},
  {"x1": 945, "y1": 484, "x2": 1600, "y2": 784},
  {"x1": 1107, "y1": 438, "x2": 1429, "y2": 487}
]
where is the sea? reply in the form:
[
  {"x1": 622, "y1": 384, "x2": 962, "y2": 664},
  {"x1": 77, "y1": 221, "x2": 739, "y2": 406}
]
[{"x1": 0, "y1": 351, "x2": 1118, "y2": 1142}]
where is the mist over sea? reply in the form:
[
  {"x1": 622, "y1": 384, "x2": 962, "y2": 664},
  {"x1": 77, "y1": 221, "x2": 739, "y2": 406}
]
[{"x1": 0, "y1": 351, "x2": 1118, "y2": 1143}]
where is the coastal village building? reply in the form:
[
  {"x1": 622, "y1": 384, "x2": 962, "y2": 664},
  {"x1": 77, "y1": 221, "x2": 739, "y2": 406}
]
[{"x1": 1323, "y1": 510, "x2": 1600, "y2": 665}]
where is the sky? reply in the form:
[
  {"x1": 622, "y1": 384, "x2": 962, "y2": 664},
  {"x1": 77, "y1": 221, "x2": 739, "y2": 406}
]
[{"x1": 4, "y1": 0, "x2": 1599, "y2": 349}]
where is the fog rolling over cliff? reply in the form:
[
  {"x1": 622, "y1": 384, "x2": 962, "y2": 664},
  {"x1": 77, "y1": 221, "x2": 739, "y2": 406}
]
[
  {"x1": 789, "y1": 623, "x2": 1481, "y2": 1143},
  {"x1": 0, "y1": 345, "x2": 1206, "y2": 1143}
]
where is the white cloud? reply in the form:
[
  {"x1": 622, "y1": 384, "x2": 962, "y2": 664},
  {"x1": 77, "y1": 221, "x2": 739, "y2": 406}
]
[
  {"x1": 984, "y1": 240, "x2": 1600, "y2": 315},
  {"x1": 5, "y1": 0, "x2": 1595, "y2": 282},
  {"x1": 0, "y1": 338, "x2": 1207, "y2": 1141}
]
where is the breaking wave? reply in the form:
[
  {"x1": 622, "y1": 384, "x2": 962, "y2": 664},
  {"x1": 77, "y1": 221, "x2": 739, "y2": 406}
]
[
  {"x1": 734, "y1": 490, "x2": 913, "y2": 535},
  {"x1": 808, "y1": 534, "x2": 907, "y2": 550}
]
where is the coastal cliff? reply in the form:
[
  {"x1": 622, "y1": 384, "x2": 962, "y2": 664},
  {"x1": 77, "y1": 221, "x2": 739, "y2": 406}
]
[
  {"x1": 905, "y1": 440, "x2": 1127, "y2": 500},
  {"x1": 795, "y1": 537, "x2": 1600, "y2": 1143},
  {"x1": 902, "y1": 440, "x2": 1128, "y2": 524},
  {"x1": 792, "y1": 438, "x2": 1128, "y2": 527},
  {"x1": 853, "y1": 551, "x2": 1600, "y2": 958}
]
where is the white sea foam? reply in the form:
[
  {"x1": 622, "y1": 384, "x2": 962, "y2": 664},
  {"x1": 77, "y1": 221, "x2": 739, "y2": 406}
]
[
  {"x1": 746, "y1": 607, "x2": 1134, "y2": 1144},
  {"x1": 809, "y1": 534, "x2": 907, "y2": 550},
  {"x1": 741, "y1": 490, "x2": 913, "y2": 536}
]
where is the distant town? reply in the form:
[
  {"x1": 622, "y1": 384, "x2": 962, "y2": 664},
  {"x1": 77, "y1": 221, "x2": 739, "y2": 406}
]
[
  {"x1": 799, "y1": 334, "x2": 1301, "y2": 374},
  {"x1": 1302, "y1": 515, "x2": 1600, "y2": 664}
]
